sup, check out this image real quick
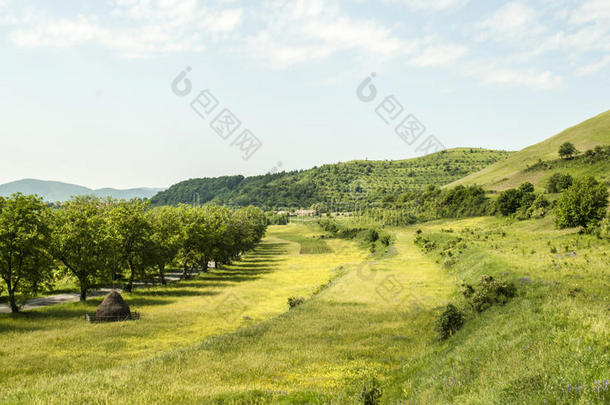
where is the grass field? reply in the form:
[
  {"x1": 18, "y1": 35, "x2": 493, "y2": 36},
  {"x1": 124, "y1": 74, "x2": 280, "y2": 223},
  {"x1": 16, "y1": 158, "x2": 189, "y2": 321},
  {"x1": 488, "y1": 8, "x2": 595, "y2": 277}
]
[
  {"x1": 271, "y1": 226, "x2": 333, "y2": 254},
  {"x1": 449, "y1": 109, "x2": 610, "y2": 191},
  {"x1": 1, "y1": 220, "x2": 608, "y2": 404}
]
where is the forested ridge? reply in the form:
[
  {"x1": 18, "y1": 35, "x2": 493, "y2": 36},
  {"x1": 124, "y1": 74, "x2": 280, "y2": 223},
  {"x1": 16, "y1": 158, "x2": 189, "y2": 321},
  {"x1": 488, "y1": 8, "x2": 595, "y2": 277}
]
[{"x1": 151, "y1": 148, "x2": 511, "y2": 208}]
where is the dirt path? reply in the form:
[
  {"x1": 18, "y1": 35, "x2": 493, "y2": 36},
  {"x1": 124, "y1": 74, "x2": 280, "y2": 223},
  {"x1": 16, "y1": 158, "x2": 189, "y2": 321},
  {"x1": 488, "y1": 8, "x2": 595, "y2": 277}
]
[{"x1": 0, "y1": 269, "x2": 199, "y2": 314}]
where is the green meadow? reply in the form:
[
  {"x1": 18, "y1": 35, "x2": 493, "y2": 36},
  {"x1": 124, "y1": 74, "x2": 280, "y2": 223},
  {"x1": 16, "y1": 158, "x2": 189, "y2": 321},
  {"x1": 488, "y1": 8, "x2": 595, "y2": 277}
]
[
  {"x1": 451, "y1": 110, "x2": 610, "y2": 191},
  {"x1": 1, "y1": 220, "x2": 607, "y2": 404}
]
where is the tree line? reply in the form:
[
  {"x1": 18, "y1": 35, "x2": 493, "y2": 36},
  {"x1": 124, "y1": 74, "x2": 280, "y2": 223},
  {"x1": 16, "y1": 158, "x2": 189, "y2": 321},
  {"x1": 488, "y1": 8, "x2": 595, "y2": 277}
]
[
  {"x1": 354, "y1": 174, "x2": 608, "y2": 230},
  {"x1": 150, "y1": 150, "x2": 509, "y2": 209},
  {"x1": 0, "y1": 194, "x2": 266, "y2": 313}
]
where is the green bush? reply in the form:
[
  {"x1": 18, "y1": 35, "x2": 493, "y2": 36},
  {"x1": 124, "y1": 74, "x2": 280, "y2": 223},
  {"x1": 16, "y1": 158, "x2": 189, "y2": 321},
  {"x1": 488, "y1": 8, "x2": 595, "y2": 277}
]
[
  {"x1": 379, "y1": 233, "x2": 392, "y2": 247},
  {"x1": 318, "y1": 219, "x2": 340, "y2": 234},
  {"x1": 288, "y1": 296, "x2": 305, "y2": 309},
  {"x1": 460, "y1": 281, "x2": 475, "y2": 298},
  {"x1": 497, "y1": 184, "x2": 539, "y2": 217},
  {"x1": 436, "y1": 304, "x2": 465, "y2": 339},
  {"x1": 360, "y1": 229, "x2": 379, "y2": 243},
  {"x1": 496, "y1": 189, "x2": 525, "y2": 216},
  {"x1": 555, "y1": 176, "x2": 609, "y2": 230},
  {"x1": 469, "y1": 275, "x2": 517, "y2": 313},
  {"x1": 526, "y1": 194, "x2": 550, "y2": 219},
  {"x1": 547, "y1": 173, "x2": 573, "y2": 193},
  {"x1": 519, "y1": 182, "x2": 535, "y2": 193}
]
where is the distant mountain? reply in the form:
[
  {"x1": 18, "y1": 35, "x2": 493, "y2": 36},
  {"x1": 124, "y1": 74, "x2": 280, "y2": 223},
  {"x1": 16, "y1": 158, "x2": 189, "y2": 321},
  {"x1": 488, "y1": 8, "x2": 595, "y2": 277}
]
[
  {"x1": 0, "y1": 179, "x2": 165, "y2": 202},
  {"x1": 449, "y1": 109, "x2": 610, "y2": 191},
  {"x1": 151, "y1": 148, "x2": 512, "y2": 208}
]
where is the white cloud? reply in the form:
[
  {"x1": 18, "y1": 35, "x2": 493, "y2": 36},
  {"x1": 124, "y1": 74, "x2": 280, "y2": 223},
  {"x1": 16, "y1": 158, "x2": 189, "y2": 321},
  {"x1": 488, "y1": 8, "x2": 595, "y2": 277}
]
[
  {"x1": 476, "y1": 2, "x2": 546, "y2": 43},
  {"x1": 2, "y1": 0, "x2": 606, "y2": 89},
  {"x1": 467, "y1": 64, "x2": 563, "y2": 90},
  {"x1": 569, "y1": 0, "x2": 610, "y2": 25},
  {"x1": 7, "y1": 0, "x2": 243, "y2": 57},
  {"x1": 576, "y1": 55, "x2": 610, "y2": 76},
  {"x1": 9, "y1": 15, "x2": 99, "y2": 47},
  {"x1": 203, "y1": 8, "x2": 243, "y2": 33},
  {"x1": 385, "y1": 0, "x2": 469, "y2": 12},
  {"x1": 410, "y1": 43, "x2": 467, "y2": 67},
  {"x1": 244, "y1": 0, "x2": 413, "y2": 68},
  {"x1": 0, "y1": 0, "x2": 18, "y2": 25}
]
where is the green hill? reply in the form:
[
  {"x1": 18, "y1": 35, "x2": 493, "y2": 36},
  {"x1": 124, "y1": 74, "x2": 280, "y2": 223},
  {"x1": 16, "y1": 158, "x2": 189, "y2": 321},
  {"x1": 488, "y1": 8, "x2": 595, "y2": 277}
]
[
  {"x1": 0, "y1": 179, "x2": 165, "y2": 202},
  {"x1": 448, "y1": 110, "x2": 610, "y2": 191},
  {"x1": 151, "y1": 148, "x2": 512, "y2": 208}
]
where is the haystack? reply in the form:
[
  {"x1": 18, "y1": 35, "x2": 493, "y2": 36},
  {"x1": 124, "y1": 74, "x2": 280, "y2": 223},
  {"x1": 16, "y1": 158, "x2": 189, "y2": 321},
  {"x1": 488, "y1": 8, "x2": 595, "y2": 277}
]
[{"x1": 95, "y1": 291, "x2": 132, "y2": 322}]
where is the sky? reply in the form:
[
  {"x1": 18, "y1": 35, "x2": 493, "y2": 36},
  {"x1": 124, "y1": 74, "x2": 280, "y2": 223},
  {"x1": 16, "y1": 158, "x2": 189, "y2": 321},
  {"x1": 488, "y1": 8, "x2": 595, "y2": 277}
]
[{"x1": 1, "y1": 0, "x2": 609, "y2": 189}]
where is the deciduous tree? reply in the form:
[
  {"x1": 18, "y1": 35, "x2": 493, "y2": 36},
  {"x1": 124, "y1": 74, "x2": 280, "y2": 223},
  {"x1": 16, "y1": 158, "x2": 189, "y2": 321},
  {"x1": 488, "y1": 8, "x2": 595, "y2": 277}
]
[
  {"x1": 559, "y1": 142, "x2": 578, "y2": 159},
  {"x1": 147, "y1": 206, "x2": 182, "y2": 285},
  {"x1": 107, "y1": 199, "x2": 153, "y2": 292},
  {"x1": 0, "y1": 194, "x2": 53, "y2": 312},
  {"x1": 51, "y1": 196, "x2": 112, "y2": 302}
]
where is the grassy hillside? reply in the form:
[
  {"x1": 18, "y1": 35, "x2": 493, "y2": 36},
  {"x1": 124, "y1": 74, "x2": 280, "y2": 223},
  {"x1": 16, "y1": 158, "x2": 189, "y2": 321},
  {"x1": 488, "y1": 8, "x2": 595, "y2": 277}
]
[
  {"x1": 448, "y1": 110, "x2": 610, "y2": 191},
  {"x1": 151, "y1": 148, "x2": 511, "y2": 208},
  {"x1": 0, "y1": 179, "x2": 164, "y2": 202},
  {"x1": 1, "y1": 221, "x2": 607, "y2": 403}
]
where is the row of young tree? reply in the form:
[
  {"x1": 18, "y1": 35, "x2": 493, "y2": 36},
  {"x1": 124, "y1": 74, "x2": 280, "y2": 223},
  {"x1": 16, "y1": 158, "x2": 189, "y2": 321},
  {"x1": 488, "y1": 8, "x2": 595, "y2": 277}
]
[{"x1": 0, "y1": 194, "x2": 266, "y2": 313}]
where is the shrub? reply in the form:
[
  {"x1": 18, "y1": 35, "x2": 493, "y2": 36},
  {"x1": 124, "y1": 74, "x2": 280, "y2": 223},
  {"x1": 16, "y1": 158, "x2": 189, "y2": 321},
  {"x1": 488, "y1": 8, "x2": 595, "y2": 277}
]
[
  {"x1": 496, "y1": 189, "x2": 524, "y2": 216},
  {"x1": 547, "y1": 173, "x2": 573, "y2": 193},
  {"x1": 469, "y1": 275, "x2": 517, "y2": 313},
  {"x1": 379, "y1": 233, "x2": 392, "y2": 247},
  {"x1": 357, "y1": 377, "x2": 382, "y2": 405},
  {"x1": 436, "y1": 304, "x2": 465, "y2": 339},
  {"x1": 288, "y1": 296, "x2": 305, "y2": 309},
  {"x1": 438, "y1": 185, "x2": 492, "y2": 217},
  {"x1": 555, "y1": 176, "x2": 609, "y2": 230},
  {"x1": 360, "y1": 229, "x2": 380, "y2": 243},
  {"x1": 526, "y1": 194, "x2": 550, "y2": 219},
  {"x1": 423, "y1": 240, "x2": 437, "y2": 252},
  {"x1": 318, "y1": 219, "x2": 340, "y2": 234},
  {"x1": 519, "y1": 182, "x2": 535, "y2": 193},
  {"x1": 497, "y1": 186, "x2": 539, "y2": 217},
  {"x1": 460, "y1": 281, "x2": 475, "y2": 298}
]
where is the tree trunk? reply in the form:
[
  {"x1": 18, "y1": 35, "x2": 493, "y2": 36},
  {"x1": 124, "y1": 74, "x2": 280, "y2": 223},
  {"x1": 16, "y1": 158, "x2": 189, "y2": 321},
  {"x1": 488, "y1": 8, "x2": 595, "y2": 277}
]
[
  {"x1": 79, "y1": 284, "x2": 87, "y2": 302},
  {"x1": 182, "y1": 261, "x2": 192, "y2": 279},
  {"x1": 8, "y1": 289, "x2": 19, "y2": 313},
  {"x1": 125, "y1": 259, "x2": 135, "y2": 293},
  {"x1": 202, "y1": 258, "x2": 209, "y2": 273},
  {"x1": 159, "y1": 264, "x2": 166, "y2": 286}
]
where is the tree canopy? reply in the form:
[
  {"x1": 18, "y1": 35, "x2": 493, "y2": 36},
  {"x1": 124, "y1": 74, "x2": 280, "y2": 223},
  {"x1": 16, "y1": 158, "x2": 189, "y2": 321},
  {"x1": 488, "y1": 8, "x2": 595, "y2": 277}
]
[
  {"x1": 558, "y1": 142, "x2": 578, "y2": 159},
  {"x1": 0, "y1": 194, "x2": 53, "y2": 312},
  {"x1": 555, "y1": 176, "x2": 609, "y2": 230},
  {"x1": 0, "y1": 195, "x2": 267, "y2": 311}
]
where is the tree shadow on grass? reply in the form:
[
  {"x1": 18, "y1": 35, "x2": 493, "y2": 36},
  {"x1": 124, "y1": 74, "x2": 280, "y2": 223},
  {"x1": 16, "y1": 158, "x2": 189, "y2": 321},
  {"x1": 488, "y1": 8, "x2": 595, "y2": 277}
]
[
  {"x1": 132, "y1": 289, "x2": 220, "y2": 299},
  {"x1": 0, "y1": 241, "x2": 288, "y2": 332},
  {"x1": 0, "y1": 306, "x2": 97, "y2": 333}
]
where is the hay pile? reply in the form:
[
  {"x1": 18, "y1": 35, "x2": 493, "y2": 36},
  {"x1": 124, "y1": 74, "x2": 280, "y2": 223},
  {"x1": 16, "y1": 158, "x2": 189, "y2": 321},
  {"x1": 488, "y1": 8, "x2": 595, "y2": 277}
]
[{"x1": 95, "y1": 291, "x2": 132, "y2": 322}]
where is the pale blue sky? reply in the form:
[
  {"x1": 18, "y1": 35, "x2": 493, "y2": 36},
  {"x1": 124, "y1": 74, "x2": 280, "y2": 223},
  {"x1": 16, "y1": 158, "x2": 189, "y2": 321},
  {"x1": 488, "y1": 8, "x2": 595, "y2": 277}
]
[{"x1": 1, "y1": 0, "x2": 609, "y2": 189}]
